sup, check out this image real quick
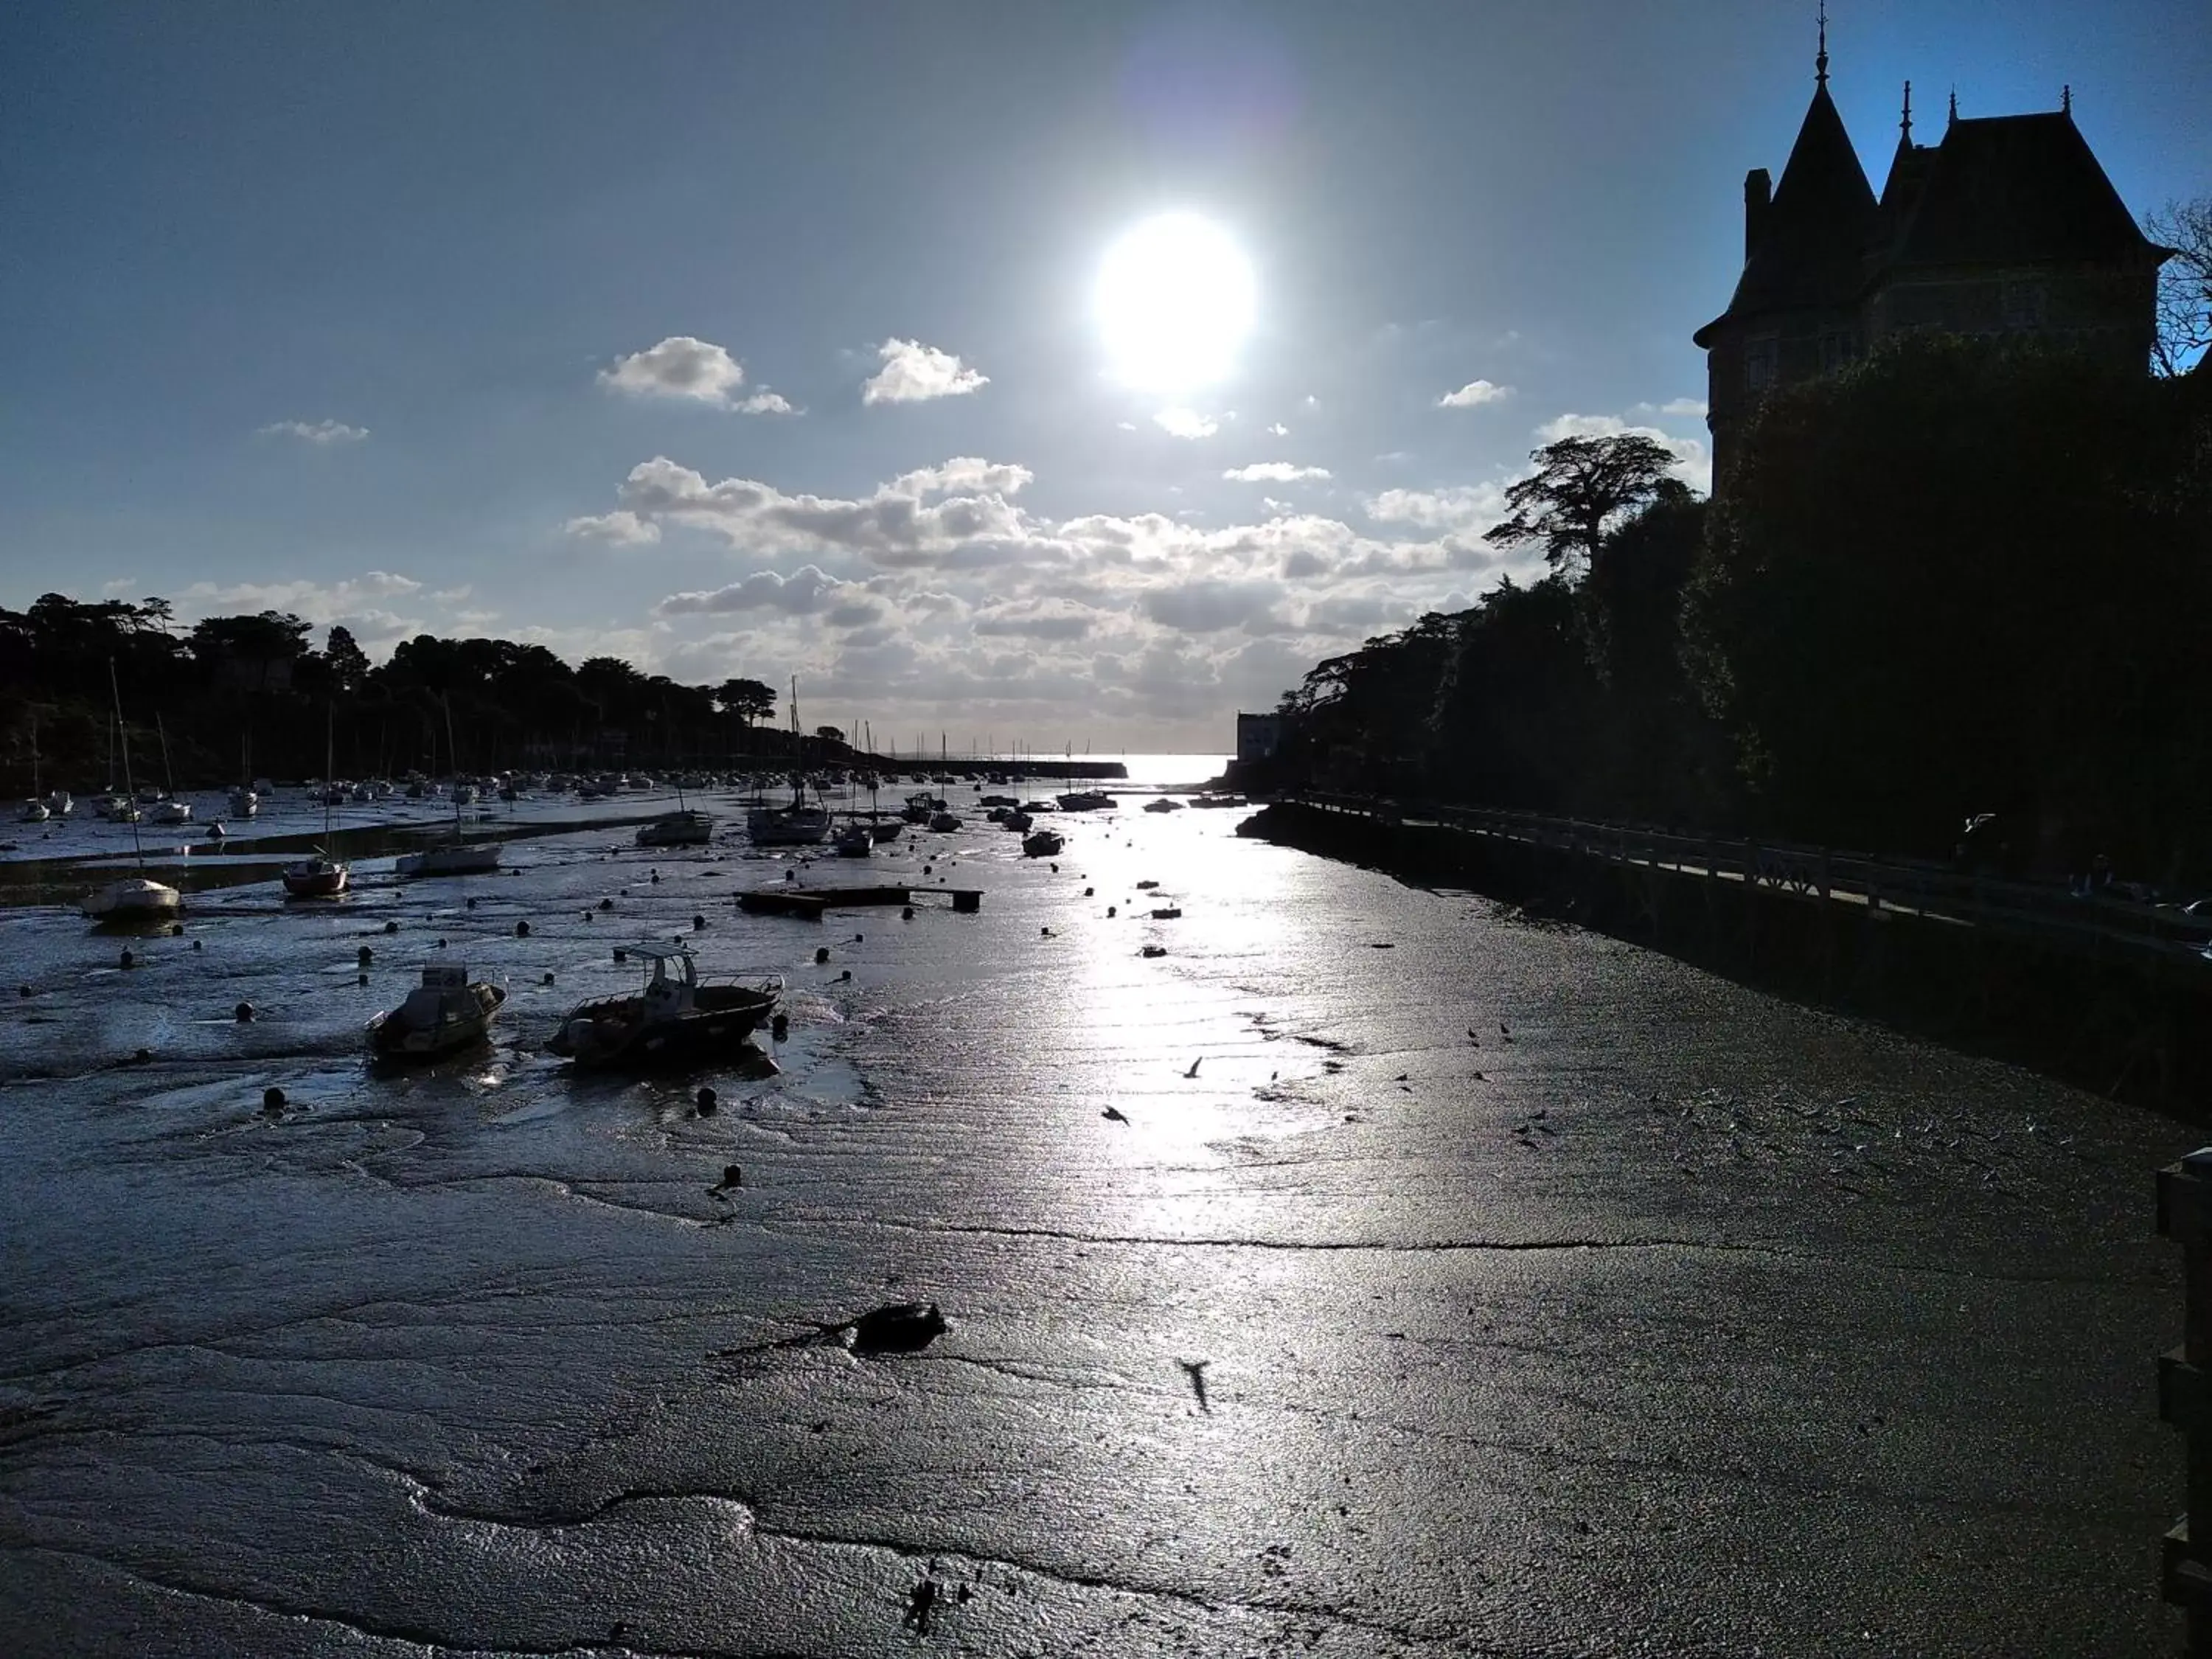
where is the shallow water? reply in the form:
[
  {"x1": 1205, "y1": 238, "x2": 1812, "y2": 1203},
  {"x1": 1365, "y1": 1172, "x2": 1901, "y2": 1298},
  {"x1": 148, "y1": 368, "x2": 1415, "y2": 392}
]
[{"x1": 0, "y1": 792, "x2": 2189, "y2": 1655}]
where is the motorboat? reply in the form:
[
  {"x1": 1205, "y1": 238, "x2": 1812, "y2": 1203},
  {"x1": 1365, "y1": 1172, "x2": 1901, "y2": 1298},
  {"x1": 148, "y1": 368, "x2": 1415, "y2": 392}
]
[
  {"x1": 1057, "y1": 790, "x2": 1115, "y2": 812},
  {"x1": 1004, "y1": 810, "x2": 1033, "y2": 832},
  {"x1": 80, "y1": 875, "x2": 184, "y2": 924},
  {"x1": 548, "y1": 942, "x2": 780, "y2": 1071},
  {"x1": 929, "y1": 811, "x2": 961, "y2": 832},
  {"x1": 1022, "y1": 828, "x2": 1064, "y2": 857},
  {"x1": 638, "y1": 809, "x2": 714, "y2": 847},
  {"x1": 150, "y1": 797, "x2": 192, "y2": 824},
  {"x1": 867, "y1": 818, "x2": 905, "y2": 844},
  {"x1": 227, "y1": 785, "x2": 260, "y2": 818},
  {"x1": 1142, "y1": 798, "x2": 1183, "y2": 813},
  {"x1": 833, "y1": 822, "x2": 874, "y2": 856},
  {"x1": 367, "y1": 963, "x2": 505, "y2": 1060},
  {"x1": 44, "y1": 790, "x2": 73, "y2": 818},
  {"x1": 19, "y1": 798, "x2": 49, "y2": 823},
  {"x1": 1189, "y1": 793, "x2": 1248, "y2": 808}
]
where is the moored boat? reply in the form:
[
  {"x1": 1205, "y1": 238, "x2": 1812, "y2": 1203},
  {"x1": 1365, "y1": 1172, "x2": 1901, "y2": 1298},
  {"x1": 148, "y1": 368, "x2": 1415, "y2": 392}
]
[
  {"x1": 1022, "y1": 828, "x2": 1064, "y2": 857},
  {"x1": 81, "y1": 875, "x2": 184, "y2": 924},
  {"x1": 1057, "y1": 790, "x2": 1115, "y2": 812},
  {"x1": 367, "y1": 963, "x2": 505, "y2": 1059},
  {"x1": 547, "y1": 942, "x2": 780, "y2": 1071},
  {"x1": 397, "y1": 843, "x2": 502, "y2": 877},
  {"x1": 833, "y1": 821, "x2": 874, "y2": 856},
  {"x1": 638, "y1": 808, "x2": 714, "y2": 846}
]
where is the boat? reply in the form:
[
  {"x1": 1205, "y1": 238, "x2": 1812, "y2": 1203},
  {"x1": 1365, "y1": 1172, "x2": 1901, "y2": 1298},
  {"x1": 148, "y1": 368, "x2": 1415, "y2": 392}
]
[
  {"x1": 1189, "y1": 793, "x2": 1248, "y2": 808},
  {"x1": 20, "y1": 718, "x2": 51, "y2": 820},
  {"x1": 833, "y1": 821, "x2": 874, "y2": 856},
  {"x1": 547, "y1": 942, "x2": 781, "y2": 1071},
  {"x1": 80, "y1": 664, "x2": 182, "y2": 925},
  {"x1": 901, "y1": 793, "x2": 939, "y2": 824},
  {"x1": 1004, "y1": 810, "x2": 1032, "y2": 832},
  {"x1": 867, "y1": 818, "x2": 905, "y2": 844},
  {"x1": 366, "y1": 963, "x2": 506, "y2": 1060},
  {"x1": 149, "y1": 714, "x2": 192, "y2": 821},
  {"x1": 928, "y1": 811, "x2": 961, "y2": 832},
  {"x1": 1057, "y1": 790, "x2": 1115, "y2": 811},
  {"x1": 397, "y1": 698, "x2": 502, "y2": 876},
  {"x1": 748, "y1": 779, "x2": 830, "y2": 846},
  {"x1": 19, "y1": 798, "x2": 48, "y2": 824},
  {"x1": 1022, "y1": 828, "x2": 1064, "y2": 857},
  {"x1": 44, "y1": 790, "x2": 72, "y2": 818},
  {"x1": 1142, "y1": 798, "x2": 1183, "y2": 813},
  {"x1": 283, "y1": 709, "x2": 351, "y2": 898},
  {"x1": 227, "y1": 785, "x2": 260, "y2": 818},
  {"x1": 639, "y1": 809, "x2": 714, "y2": 846}
]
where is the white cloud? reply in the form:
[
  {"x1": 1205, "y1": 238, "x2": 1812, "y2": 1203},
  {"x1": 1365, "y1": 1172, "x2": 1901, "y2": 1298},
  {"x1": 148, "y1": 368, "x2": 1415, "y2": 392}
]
[
  {"x1": 738, "y1": 392, "x2": 796, "y2": 415},
  {"x1": 1153, "y1": 407, "x2": 1218, "y2": 439},
  {"x1": 1266, "y1": 422, "x2": 1288, "y2": 437},
  {"x1": 100, "y1": 576, "x2": 140, "y2": 596},
  {"x1": 566, "y1": 509, "x2": 662, "y2": 546},
  {"x1": 1364, "y1": 484, "x2": 1509, "y2": 532},
  {"x1": 1437, "y1": 379, "x2": 1513, "y2": 408},
  {"x1": 175, "y1": 571, "x2": 430, "y2": 656},
  {"x1": 655, "y1": 564, "x2": 887, "y2": 629},
  {"x1": 259, "y1": 419, "x2": 368, "y2": 445},
  {"x1": 599, "y1": 336, "x2": 748, "y2": 406},
  {"x1": 861, "y1": 338, "x2": 988, "y2": 405},
  {"x1": 1222, "y1": 462, "x2": 1332, "y2": 483}
]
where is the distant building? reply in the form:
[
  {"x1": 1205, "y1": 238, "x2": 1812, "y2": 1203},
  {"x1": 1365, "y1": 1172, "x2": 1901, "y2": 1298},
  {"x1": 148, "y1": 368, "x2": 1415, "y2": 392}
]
[
  {"x1": 1237, "y1": 712, "x2": 1282, "y2": 763},
  {"x1": 1694, "y1": 24, "x2": 2169, "y2": 481}
]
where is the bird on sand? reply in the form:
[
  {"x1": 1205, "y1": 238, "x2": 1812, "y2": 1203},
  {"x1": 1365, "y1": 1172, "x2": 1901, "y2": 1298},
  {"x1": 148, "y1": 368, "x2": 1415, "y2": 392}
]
[
  {"x1": 1102, "y1": 1106, "x2": 1129, "y2": 1123},
  {"x1": 1178, "y1": 1358, "x2": 1211, "y2": 1411},
  {"x1": 1184, "y1": 1057, "x2": 1202, "y2": 1078}
]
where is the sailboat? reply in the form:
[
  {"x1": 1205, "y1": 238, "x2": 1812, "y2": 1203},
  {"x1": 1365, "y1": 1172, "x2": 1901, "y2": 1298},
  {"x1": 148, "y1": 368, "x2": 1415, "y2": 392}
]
[
  {"x1": 636, "y1": 776, "x2": 714, "y2": 846},
  {"x1": 80, "y1": 664, "x2": 183, "y2": 924},
  {"x1": 396, "y1": 698, "x2": 501, "y2": 877},
  {"x1": 19, "y1": 717, "x2": 49, "y2": 822},
  {"x1": 228, "y1": 734, "x2": 260, "y2": 818},
  {"x1": 282, "y1": 710, "x2": 349, "y2": 898},
  {"x1": 149, "y1": 715, "x2": 192, "y2": 822}
]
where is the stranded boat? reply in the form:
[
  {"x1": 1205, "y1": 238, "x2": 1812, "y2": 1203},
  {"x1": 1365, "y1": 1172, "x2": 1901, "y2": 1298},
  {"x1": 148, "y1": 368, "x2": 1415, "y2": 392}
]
[
  {"x1": 1022, "y1": 828, "x2": 1064, "y2": 858},
  {"x1": 547, "y1": 942, "x2": 781, "y2": 1070},
  {"x1": 637, "y1": 809, "x2": 714, "y2": 847},
  {"x1": 366, "y1": 963, "x2": 505, "y2": 1060}
]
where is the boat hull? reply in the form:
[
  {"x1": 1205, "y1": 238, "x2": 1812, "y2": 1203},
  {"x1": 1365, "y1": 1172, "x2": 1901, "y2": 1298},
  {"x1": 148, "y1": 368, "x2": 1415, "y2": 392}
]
[
  {"x1": 367, "y1": 984, "x2": 505, "y2": 1060},
  {"x1": 80, "y1": 877, "x2": 183, "y2": 923},
  {"x1": 282, "y1": 860, "x2": 350, "y2": 899},
  {"x1": 548, "y1": 984, "x2": 778, "y2": 1071},
  {"x1": 396, "y1": 845, "x2": 502, "y2": 877}
]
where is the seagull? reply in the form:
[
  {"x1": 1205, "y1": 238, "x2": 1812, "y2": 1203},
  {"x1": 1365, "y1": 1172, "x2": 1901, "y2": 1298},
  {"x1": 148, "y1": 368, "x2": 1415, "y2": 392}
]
[
  {"x1": 1102, "y1": 1106, "x2": 1128, "y2": 1123},
  {"x1": 1184, "y1": 1058, "x2": 1202, "y2": 1078}
]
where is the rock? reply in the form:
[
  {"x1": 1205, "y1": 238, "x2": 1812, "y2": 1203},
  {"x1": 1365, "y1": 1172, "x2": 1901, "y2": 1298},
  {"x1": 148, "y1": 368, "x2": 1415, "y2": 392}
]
[
  {"x1": 466, "y1": 897, "x2": 477, "y2": 909},
  {"x1": 852, "y1": 1301, "x2": 946, "y2": 1354}
]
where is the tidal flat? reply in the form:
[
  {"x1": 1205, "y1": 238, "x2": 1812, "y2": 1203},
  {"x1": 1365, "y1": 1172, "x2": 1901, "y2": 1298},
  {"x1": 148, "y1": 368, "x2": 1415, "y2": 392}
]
[{"x1": 0, "y1": 793, "x2": 2190, "y2": 1656}]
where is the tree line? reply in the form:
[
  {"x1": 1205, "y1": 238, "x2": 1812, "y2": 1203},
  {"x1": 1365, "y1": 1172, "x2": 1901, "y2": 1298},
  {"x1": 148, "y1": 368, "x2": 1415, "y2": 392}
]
[
  {"x1": 0, "y1": 600, "x2": 802, "y2": 792},
  {"x1": 1258, "y1": 333, "x2": 2212, "y2": 888}
]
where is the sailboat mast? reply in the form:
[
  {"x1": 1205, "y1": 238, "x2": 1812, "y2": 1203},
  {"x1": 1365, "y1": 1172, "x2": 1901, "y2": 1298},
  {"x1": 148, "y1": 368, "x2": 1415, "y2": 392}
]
[{"x1": 108, "y1": 661, "x2": 147, "y2": 869}]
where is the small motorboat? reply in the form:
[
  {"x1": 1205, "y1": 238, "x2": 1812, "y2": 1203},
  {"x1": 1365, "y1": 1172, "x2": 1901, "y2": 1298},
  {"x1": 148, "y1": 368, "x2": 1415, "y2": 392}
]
[
  {"x1": 1142, "y1": 798, "x2": 1183, "y2": 813},
  {"x1": 867, "y1": 819, "x2": 905, "y2": 844},
  {"x1": 1004, "y1": 810, "x2": 1032, "y2": 833},
  {"x1": 19, "y1": 799, "x2": 49, "y2": 823},
  {"x1": 367, "y1": 963, "x2": 505, "y2": 1060},
  {"x1": 396, "y1": 842, "x2": 501, "y2": 877},
  {"x1": 548, "y1": 942, "x2": 781, "y2": 1071},
  {"x1": 832, "y1": 822, "x2": 874, "y2": 856},
  {"x1": 637, "y1": 809, "x2": 714, "y2": 847},
  {"x1": 227, "y1": 786, "x2": 260, "y2": 818},
  {"x1": 150, "y1": 798, "x2": 192, "y2": 824},
  {"x1": 80, "y1": 876, "x2": 183, "y2": 924},
  {"x1": 1056, "y1": 790, "x2": 1114, "y2": 812},
  {"x1": 929, "y1": 812, "x2": 961, "y2": 832},
  {"x1": 1022, "y1": 829, "x2": 1064, "y2": 858}
]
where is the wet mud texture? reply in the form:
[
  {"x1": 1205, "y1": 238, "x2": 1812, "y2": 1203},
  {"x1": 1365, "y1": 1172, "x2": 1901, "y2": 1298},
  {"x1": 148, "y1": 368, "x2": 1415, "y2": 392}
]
[{"x1": 0, "y1": 799, "x2": 2190, "y2": 1656}]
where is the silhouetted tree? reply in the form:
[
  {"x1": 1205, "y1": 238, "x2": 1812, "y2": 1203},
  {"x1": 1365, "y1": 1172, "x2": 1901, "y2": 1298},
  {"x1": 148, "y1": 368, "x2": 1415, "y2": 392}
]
[
  {"x1": 2146, "y1": 196, "x2": 2212, "y2": 377},
  {"x1": 1484, "y1": 433, "x2": 1679, "y2": 577}
]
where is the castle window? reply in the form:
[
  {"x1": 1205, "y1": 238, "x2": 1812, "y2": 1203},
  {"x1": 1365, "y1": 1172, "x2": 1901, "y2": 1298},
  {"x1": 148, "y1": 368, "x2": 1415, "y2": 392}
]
[
  {"x1": 1745, "y1": 334, "x2": 1778, "y2": 391},
  {"x1": 2002, "y1": 279, "x2": 2049, "y2": 330}
]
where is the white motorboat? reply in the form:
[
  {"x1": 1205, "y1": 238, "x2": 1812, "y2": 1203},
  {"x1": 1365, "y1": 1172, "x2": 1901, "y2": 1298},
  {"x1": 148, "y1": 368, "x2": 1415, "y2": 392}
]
[
  {"x1": 227, "y1": 785, "x2": 260, "y2": 818},
  {"x1": 81, "y1": 875, "x2": 183, "y2": 924},
  {"x1": 397, "y1": 843, "x2": 501, "y2": 877},
  {"x1": 748, "y1": 779, "x2": 830, "y2": 846},
  {"x1": 19, "y1": 798, "x2": 49, "y2": 823},
  {"x1": 1142, "y1": 797, "x2": 1183, "y2": 813},
  {"x1": 44, "y1": 790, "x2": 73, "y2": 818},
  {"x1": 150, "y1": 798, "x2": 192, "y2": 824}
]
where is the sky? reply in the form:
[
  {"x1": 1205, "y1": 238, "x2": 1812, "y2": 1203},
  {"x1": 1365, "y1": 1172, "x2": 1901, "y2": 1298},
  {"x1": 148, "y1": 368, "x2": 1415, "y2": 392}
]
[{"x1": 3, "y1": 1, "x2": 2205, "y2": 752}]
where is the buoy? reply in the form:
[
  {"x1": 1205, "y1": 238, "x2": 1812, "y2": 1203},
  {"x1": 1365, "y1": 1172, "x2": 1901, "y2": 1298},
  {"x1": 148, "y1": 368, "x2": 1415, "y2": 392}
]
[
  {"x1": 719, "y1": 1163, "x2": 742, "y2": 1189},
  {"x1": 771, "y1": 1012, "x2": 790, "y2": 1039},
  {"x1": 1107, "y1": 905, "x2": 1117, "y2": 917},
  {"x1": 696, "y1": 1086, "x2": 717, "y2": 1114},
  {"x1": 542, "y1": 972, "x2": 555, "y2": 986},
  {"x1": 358, "y1": 945, "x2": 373, "y2": 964},
  {"x1": 119, "y1": 949, "x2": 135, "y2": 970},
  {"x1": 902, "y1": 906, "x2": 914, "y2": 920},
  {"x1": 437, "y1": 937, "x2": 448, "y2": 949},
  {"x1": 814, "y1": 946, "x2": 830, "y2": 964},
  {"x1": 515, "y1": 920, "x2": 530, "y2": 937},
  {"x1": 599, "y1": 897, "x2": 613, "y2": 910},
  {"x1": 234, "y1": 1001, "x2": 254, "y2": 1023},
  {"x1": 613, "y1": 947, "x2": 627, "y2": 963},
  {"x1": 384, "y1": 919, "x2": 399, "y2": 934},
  {"x1": 839, "y1": 969, "x2": 852, "y2": 981},
  {"x1": 15, "y1": 986, "x2": 28, "y2": 998},
  {"x1": 651, "y1": 871, "x2": 661, "y2": 884},
  {"x1": 262, "y1": 1086, "x2": 285, "y2": 1113},
  {"x1": 692, "y1": 914, "x2": 706, "y2": 929},
  {"x1": 192, "y1": 940, "x2": 204, "y2": 951},
  {"x1": 358, "y1": 973, "x2": 368, "y2": 986},
  {"x1": 171, "y1": 922, "x2": 184, "y2": 936},
  {"x1": 1085, "y1": 887, "x2": 1094, "y2": 897},
  {"x1": 466, "y1": 897, "x2": 478, "y2": 909}
]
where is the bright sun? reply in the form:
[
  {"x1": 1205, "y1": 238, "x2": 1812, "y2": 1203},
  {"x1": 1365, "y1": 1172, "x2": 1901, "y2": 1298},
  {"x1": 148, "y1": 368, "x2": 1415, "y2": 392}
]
[{"x1": 1095, "y1": 213, "x2": 1256, "y2": 395}]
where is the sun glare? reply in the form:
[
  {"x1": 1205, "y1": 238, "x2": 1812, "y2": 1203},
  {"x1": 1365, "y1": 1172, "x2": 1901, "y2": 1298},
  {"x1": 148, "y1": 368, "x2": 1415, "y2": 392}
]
[{"x1": 1095, "y1": 213, "x2": 1256, "y2": 395}]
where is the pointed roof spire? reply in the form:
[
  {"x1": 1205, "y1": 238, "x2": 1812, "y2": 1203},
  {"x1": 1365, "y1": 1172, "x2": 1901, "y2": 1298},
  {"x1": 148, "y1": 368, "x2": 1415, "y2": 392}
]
[
  {"x1": 2062, "y1": 84, "x2": 2072, "y2": 115},
  {"x1": 1948, "y1": 86, "x2": 1958, "y2": 125},
  {"x1": 1901, "y1": 80, "x2": 1913, "y2": 142},
  {"x1": 1815, "y1": 1, "x2": 1829, "y2": 87}
]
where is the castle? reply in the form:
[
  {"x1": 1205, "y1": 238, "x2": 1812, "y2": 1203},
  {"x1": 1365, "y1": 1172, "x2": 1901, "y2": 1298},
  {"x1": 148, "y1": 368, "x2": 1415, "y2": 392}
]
[{"x1": 1694, "y1": 23, "x2": 2169, "y2": 481}]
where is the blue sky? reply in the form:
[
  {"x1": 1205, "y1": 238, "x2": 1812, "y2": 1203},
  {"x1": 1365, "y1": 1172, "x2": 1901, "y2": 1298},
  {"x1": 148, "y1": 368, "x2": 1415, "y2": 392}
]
[{"x1": 3, "y1": 1, "x2": 2205, "y2": 749}]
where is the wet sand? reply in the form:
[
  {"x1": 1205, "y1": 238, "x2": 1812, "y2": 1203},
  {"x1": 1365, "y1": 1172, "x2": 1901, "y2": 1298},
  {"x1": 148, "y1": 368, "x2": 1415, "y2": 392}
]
[{"x1": 0, "y1": 793, "x2": 2189, "y2": 1655}]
